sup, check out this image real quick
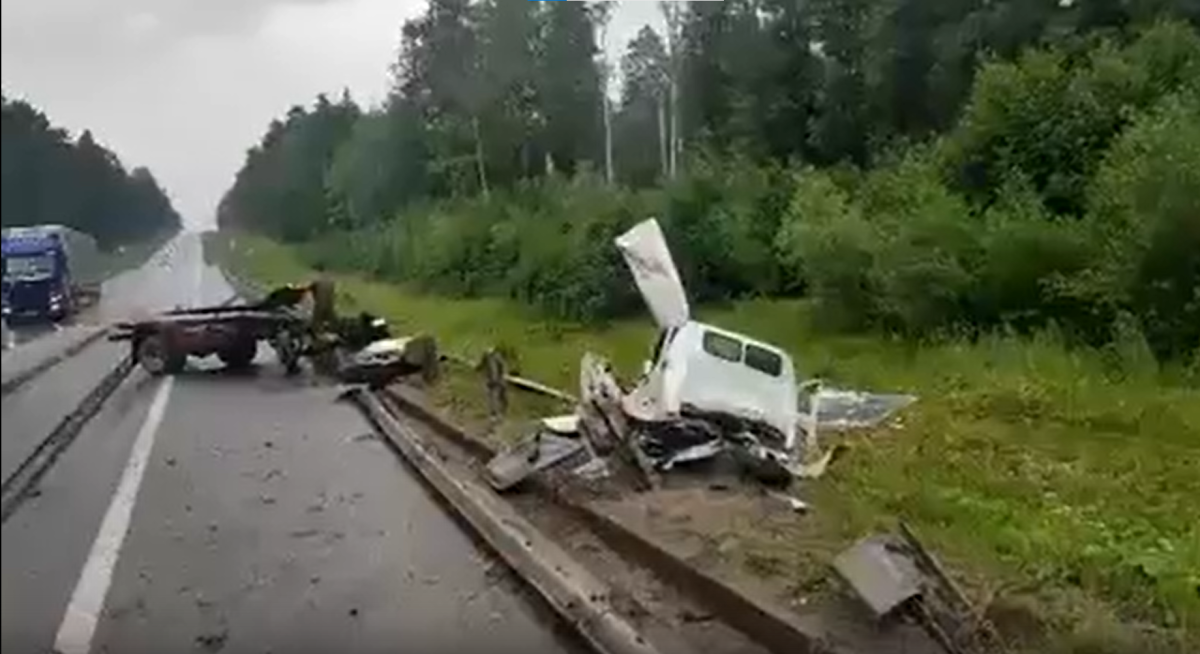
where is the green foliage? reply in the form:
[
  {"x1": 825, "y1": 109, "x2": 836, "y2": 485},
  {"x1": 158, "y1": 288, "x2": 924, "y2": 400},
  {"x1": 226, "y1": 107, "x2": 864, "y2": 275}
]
[
  {"x1": 324, "y1": 100, "x2": 430, "y2": 230},
  {"x1": 301, "y1": 157, "x2": 795, "y2": 322},
  {"x1": 219, "y1": 93, "x2": 359, "y2": 241},
  {"x1": 659, "y1": 153, "x2": 789, "y2": 300},
  {"x1": 776, "y1": 168, "x2": 878, "y2": 327},
  {"x1": 1081, "y1": 89, "x2": 1200, "y2": 360},
  {"x1": 304, "y1": 174, "x2": 645, "y2": 322},
  {"x1": 1, "y1": 96, "x2": 180, "y2": 247},
  {"x1": 773, "y1": 24, "x2": 1199, "y2": 357},
  {"x1": 217, "y1": 3, "x2": 1198, "y2": 366},
  {"x1": 942, "y1": 21, "x2": 1200, "y2": 215}
]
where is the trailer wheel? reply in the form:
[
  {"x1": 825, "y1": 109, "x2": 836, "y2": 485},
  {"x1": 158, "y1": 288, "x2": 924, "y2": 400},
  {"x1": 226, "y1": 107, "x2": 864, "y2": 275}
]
[
  {"x1": 137, "y1": 334, "x2": 184, "y2": 376},
  {"x1": 218, "y1": 337, "x2": 258, "y2": 370}
]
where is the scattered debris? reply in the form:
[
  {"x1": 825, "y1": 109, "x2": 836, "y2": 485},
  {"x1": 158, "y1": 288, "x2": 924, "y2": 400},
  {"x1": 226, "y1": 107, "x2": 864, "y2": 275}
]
[
  {"x1": 799, "y1": 386, "x2": 918, "y2": 433},
  {"x1": 541, "y1": 414, "x2": 579, "y2": 434},
  {"x1": 678, "y1": 608, "x2": 716, "y2": 624},
  {"x1": 766, "y1": 491, "x2": 810, "y2": 514},
  {"x1": 338, "y1": 334, "x2": 440, "y2": 389},
  {"x1": 788, "y1": 443, "x2": 849, "y2": 481},
  {"x1": 195, "y1": 628, "x2": 229, "y2": 652},
  {"x1": 833, "y1": 523, "x2": 1006, "y2": 654},
  {"x1": 486, "y1": 429, "x2": 589, "y2": 491},
  {"x1": 571, "y1": 457, "x2": 610, "y2": 481},
  {"x1": 510, "y1": 375, "x2": 577, "y2": 404}
]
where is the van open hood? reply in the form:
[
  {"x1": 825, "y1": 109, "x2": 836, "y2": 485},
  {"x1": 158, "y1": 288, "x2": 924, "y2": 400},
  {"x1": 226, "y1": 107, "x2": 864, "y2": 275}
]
[{"x1": 614, "y1": 219, "x2": 690, "y2": 330}]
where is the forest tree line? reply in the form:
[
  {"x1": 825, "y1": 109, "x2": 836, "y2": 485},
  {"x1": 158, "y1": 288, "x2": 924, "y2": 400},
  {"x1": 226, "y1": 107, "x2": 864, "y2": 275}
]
[
  {"x1": 218, "y1": 0, "x2": 1199, "y2": 362},
  {"x1": 2, "y1": 95, "x2": 181, "y2": 248}
]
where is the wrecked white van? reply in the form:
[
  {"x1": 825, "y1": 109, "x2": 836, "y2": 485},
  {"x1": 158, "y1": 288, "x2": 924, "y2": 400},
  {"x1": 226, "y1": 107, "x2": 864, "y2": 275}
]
[
  {"x1": 485, "y1": 217, "x2": 914, "y2": 491},
  {"x1": 615, "y1": 219, "x2": 800, "y2": 461}
]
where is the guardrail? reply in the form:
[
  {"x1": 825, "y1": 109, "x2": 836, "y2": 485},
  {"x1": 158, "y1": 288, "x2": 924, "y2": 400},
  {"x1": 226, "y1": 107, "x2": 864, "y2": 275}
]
[{"x1": 378, "y1": 386, "x2": 855, "y2": 654}]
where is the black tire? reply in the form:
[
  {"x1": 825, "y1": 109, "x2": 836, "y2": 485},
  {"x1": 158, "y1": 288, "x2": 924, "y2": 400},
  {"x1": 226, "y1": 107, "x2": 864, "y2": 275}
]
[
  {"x1": 218, "y1": 337, "x2": 258, "y2": 370},
  {"x1": 137, "y1": 334, "x2": 185, "y2": 376}
]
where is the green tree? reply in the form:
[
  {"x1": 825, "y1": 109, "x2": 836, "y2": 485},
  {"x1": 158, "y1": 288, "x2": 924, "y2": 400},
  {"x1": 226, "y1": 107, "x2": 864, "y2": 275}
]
[
  {"x1": 539, "y1": 1, "x2": 604, "y2": 175},
  {"x1": 810, "y1": 0, "x2": 872, "y2": 165},
  {"x1": 1, "y1": 96, "x2": 180, "y2": 247},
  {"x1": 614, "y1": 25, "x2": 670, "y2": 187},
  {"x1": 476, "y1": 0, "x2": 543, "y2": 184}
]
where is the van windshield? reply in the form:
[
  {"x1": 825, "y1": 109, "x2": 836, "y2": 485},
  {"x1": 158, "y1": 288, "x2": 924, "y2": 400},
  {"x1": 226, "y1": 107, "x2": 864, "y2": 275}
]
[{"x1": 4, "y1": 254, "x2": 56, "y2": 281}]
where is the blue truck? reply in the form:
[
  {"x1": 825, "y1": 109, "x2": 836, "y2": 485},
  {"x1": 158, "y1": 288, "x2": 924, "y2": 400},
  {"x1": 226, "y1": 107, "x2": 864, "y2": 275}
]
[{"x1": 1, "y1": 225, "x2": 102, "y2": 322}]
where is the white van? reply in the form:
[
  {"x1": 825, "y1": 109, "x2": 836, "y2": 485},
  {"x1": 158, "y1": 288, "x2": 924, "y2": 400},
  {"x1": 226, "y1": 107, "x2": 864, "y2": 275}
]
[{"x1": 614, "y1": 220, "x2": 800, "y2": 458}]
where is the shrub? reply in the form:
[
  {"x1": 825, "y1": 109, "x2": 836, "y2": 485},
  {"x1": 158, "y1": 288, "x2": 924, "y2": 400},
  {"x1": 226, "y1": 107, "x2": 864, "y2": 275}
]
[
  {"x1": 942, "y1": 21, "x2": 1200, "y2": 216},
  {"x1": 776, "y1": 167, "x2": 878, "y2": 329},
  {"x1": 1078, "y1": 89, "x2": 1200, "y2": 360}
]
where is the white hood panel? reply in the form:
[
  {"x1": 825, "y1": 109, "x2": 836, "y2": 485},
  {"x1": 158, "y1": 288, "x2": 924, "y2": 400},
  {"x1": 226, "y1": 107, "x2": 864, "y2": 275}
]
[{"x1": 614, "y1": 219, "x2": 691, "y2": 330}]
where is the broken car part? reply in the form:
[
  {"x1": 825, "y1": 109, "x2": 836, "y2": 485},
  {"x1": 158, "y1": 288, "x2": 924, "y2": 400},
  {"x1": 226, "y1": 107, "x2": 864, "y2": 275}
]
[{"x1": 834, "y1": 524, "x2": 1008, "y2": 654}]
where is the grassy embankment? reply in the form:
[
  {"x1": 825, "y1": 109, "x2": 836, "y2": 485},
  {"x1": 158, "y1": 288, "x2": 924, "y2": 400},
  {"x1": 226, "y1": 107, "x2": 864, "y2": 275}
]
[{"x1": 207, "y1": 230, "x2": 1198, "y2": 652}]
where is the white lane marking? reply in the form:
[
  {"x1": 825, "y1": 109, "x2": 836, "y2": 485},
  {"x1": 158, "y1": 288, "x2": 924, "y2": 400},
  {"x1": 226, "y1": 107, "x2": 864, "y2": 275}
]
[{"x1": 53, "y1": 377, "x2": 175, "y2": 654}]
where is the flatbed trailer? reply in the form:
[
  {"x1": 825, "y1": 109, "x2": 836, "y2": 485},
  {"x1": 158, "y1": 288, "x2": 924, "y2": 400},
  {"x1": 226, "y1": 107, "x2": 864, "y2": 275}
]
[{"x1": 108, "y1": 304, "x2": 307, "y2": 376}]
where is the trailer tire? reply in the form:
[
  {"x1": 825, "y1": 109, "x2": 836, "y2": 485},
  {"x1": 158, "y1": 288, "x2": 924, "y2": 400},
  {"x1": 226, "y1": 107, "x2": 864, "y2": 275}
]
[
  {"x1": 137, "y1": 334, "x2": 184, "y2": 376},
  {"x1": 219, "y1": 337, "x2": 258, "y2": 370}
]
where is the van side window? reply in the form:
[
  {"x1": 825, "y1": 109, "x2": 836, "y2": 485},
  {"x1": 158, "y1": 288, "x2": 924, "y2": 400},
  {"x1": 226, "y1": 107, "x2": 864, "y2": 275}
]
[
  {"x1": 744, "y1": 344, "x2": 783, "y2": 377},
  {"x1": 702, "y1": 330, "x2": 743, "y2": 363}
]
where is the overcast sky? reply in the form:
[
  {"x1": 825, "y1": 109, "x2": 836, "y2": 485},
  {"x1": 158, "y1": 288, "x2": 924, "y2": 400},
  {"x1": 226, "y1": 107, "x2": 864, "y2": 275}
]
[{"x1": 1, "y1": 0, "x2": 662, "y2": 230}]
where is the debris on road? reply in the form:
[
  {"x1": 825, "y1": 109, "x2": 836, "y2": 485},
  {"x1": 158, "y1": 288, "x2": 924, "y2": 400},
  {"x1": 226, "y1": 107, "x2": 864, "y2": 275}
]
[
  {"x1": 194, "y1": 628, "x2": 229, "y2": 652},
  {"x1": 482, "y1": 218, "x2": 917, "y2": 495}
]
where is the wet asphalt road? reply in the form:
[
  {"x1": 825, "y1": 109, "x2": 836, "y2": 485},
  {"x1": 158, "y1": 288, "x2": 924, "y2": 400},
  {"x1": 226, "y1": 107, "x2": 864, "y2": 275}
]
[{"x1": 1, "y1": 234, "x2": 577, "y2": 654}]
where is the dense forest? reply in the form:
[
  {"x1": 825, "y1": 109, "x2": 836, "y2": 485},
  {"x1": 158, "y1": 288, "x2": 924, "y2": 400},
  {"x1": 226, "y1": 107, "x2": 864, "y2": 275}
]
[
  {"x1": 2, "y1": 95, "x2": 181, "y2": 248},
  {"x1": 219, "y1": 0, "x2": 1199, "y2": 362}
]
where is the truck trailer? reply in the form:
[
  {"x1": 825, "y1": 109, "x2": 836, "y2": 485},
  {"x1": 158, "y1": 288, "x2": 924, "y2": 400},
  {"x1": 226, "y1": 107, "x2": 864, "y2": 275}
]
[{"x1": 1, "y1": 225, "x2": 103, "y2": 322}]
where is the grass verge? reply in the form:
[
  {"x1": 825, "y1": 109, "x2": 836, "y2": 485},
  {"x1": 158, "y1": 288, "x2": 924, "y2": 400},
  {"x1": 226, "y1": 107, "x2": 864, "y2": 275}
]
[{"x1": 207, "y1": 230, "x2": 1198, "y2": 652}]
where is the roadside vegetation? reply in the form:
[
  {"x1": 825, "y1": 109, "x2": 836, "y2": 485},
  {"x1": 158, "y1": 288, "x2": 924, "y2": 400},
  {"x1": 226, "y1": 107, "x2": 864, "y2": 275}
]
[
  {"x1": 2, "y1": 96, "x2": 181, "y2": 248},
  {"x1": 212, "y1": 0, "x2": 1199, "y2": 649},
  {"x1": 210, "y1": 231, "x2": 1198, "y2": 652}
]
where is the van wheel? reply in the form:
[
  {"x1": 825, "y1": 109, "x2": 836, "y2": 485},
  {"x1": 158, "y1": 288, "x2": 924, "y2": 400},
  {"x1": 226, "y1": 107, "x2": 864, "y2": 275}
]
[{"x1": 137, "y1": 334, "x2": 184, "y2": 376}]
